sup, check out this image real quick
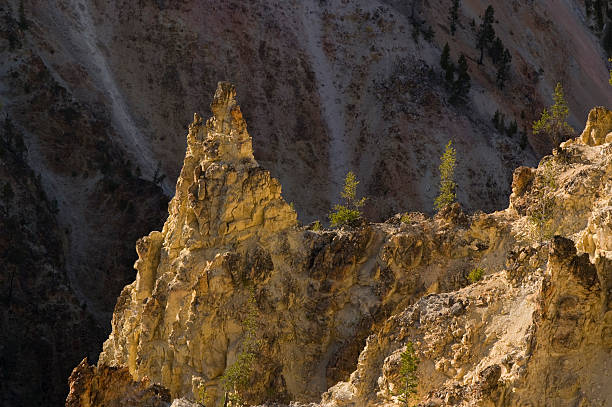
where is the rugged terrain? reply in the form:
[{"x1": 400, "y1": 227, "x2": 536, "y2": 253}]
[
  {"x1": 67, "y1": 83, "x2": 611, "y2": 406},
  {"x1": 0, "y1": 0, "x2": 611, "y2": 405}
]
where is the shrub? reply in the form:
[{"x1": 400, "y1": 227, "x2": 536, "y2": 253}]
[
  {"x1": 468, "y1": 267, "x2": 484, "y2": 283},
  {"x1": 329, "y1": 171, "x2": 366, "y2": 228},
  {"x1": 400, "y1": 213, "x2": 414, "y2": 224}
]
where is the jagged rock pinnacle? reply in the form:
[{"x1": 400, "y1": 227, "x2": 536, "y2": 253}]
[{"x1": 187, "y1": 82, "x2": 254, "y2": 165}]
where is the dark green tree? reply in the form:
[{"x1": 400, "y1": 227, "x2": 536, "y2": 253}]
[
  {"x1": 1, "y1": 182, "x2": 14, "y2": 216},
  {"x1": 451, "y1": 54, "x2": 471, "y2": 102},
  {"x1": 492, "y1": 110, "x2": 501, "y2": 129},
  {"x1": 496, "y1": 48, "x2": 512, "y2": 89},
  {"x1": 445, "y1": 62, "x2": 456, "y2": 85},
  {"x1": 448, "y1": 0, "x2": 460, "y2": 36},
  {"x1": 488, "y1": 37, "x2": 504, "y2": 64},
  {"x1": 440, "y1": 42, "x2": 451, "y2": 71},
  {"x1": 476, "y1": 6, "x2": 495, "y2": 64},
  {"x1": 18, "y1": 0, "x2": 28, "y2": 30},
  {"x1": 506, "y1": 120, "x2": 518, "y2": 137}
]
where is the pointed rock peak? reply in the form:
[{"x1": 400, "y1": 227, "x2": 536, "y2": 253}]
[
  {"x1": 165, "y1": 82, "x2": 296, "y2": 250},
  {"x1": 187, "y1": 81, "x2": 253, "y2": 165},
  {"x1": 211, "y1": 81, "x2": 237, "y2": 120}
]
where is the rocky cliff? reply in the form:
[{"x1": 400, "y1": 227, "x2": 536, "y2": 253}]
[
  {"x1": 2, "y1": 1, "x2": 612, "y2": 404},
  {"x1": 68, "y1": 84, "x2": 611, "y2": 406}
]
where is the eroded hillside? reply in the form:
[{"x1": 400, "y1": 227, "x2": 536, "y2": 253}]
[{"x1": 67, "y1": 83, "x2": 611, "y2": 407}]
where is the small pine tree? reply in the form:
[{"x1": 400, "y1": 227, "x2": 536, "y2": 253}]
[
  {"x1": 492, "y1": 110, "x2": 500, "y2": 128},
  {"x1": 476, "y1": 6, "x2": 495, "y2": 64},
  {"x1": 445, "y1": 61, "x2": 456, "y2": 85},
  {"x1": 448, "y1": 0, "x2": 460, "y2": 36},
  {"x1": 423, "y1": 26, "x2": 435, "y2": 42},
  {"x1": 18, "y1": 0, "x2": 28, "y2": 30},
  {"x1": 1, "y1": 182, "x2": 14, "y2": 216},
  {"x1": 488, "y1": 37, "x2": 504, "y2": 64},
  {"x1": 450, "y1": 54, "x2": 471, "y2": 102},
  {"x1": 434, "y1": 140, "x2": 457, "y2": 212},
  {"x1": 221, "y1": 290, "x2": 260, "y2": 406},
  {"x1": 329, "y1": 171, "x2": 366, "y2": 228},
  {"x1": 506, "y1": 120, "x2": 518, "y2": 137},
  {"x1": 532, "y1": 83, "x2": 574, "y2": 147},
  {"x1": 440, "y1": 43, "x2": 451, "y2": 72},
  {"x1": 496, "y1": 48, "x2": 512, "y2": 89},
  {"x1": 397, "y1": 342, "x2": 419, "y2": 406}
]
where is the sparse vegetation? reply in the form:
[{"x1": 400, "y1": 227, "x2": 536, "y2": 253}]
[
  {"x1": 532, "y1": 83, "x2": 574, "y2": 148},
  {"x1": 311, "y1": 220, "x2": 322, "y2": 231},
  {"x1": 434, "y1": 141, "x2": 457, "y2": 212},
  {"x1": 221, "y1": 290, "x2": 260, "y2": 406},
  {"x1": 468, "y1": 267, "x2": 484, "y2": 283},
  {"x1": 329, "y1": 171, "x2": 366, "y2": 228},
  {"x1": 397, "y1": 342, "x2": 419, "y2": 406},
  {"x1": 195, "y1": 383, "x2": 210, "y2": 406},
  {"x1": 528, "y1": 161, "x2": 557, "y2": 242},
  {"x1": 400, "y1": 213, "x2": 415, "y2": 224}
]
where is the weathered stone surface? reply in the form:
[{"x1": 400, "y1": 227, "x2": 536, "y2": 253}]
[
  {"x1": 72, "y1": 86, "x2": 612, "y2": 406},
  {"x1": 90, "y1": 84, "x2": 514, "y2": 406},
  {"x1": 66, "y1": 358, "x2": 170, "y2": 407},
  {"x1": 580, "y1": 106, "x2": 612, "y2": 146}
]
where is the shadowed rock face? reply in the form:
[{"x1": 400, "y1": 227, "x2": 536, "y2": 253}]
[{"x1": 69, "y1": 100, "x2": 612, "y2": 407}]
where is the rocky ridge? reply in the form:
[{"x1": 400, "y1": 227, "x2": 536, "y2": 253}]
[{"x1": 68, "y1": 85, "x2": 611, "y2": 406}]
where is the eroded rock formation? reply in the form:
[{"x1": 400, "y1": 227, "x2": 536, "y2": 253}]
[{"x1": 68, "y1": 87, "x2": 612, "y2": 407}]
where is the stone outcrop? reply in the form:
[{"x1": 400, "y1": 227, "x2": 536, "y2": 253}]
[
  {"x1": 66, "y1": 359, "x2": 170, "y2": 407},
  {"x1": 69, "y1": 94, "x2": 611, "y2": 406},
  {"x1": 308, "y1": 108, "x2": 612, "y2": 407},
  {"x1": 580, "y1": 106, "x2": 612, "y2": 146},
  {"x1": 73, "y1": 83, "x2": 513, "y2": 406}
]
